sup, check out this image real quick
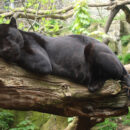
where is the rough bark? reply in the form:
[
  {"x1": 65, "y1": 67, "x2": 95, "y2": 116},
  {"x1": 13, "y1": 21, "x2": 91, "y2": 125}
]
[{"x1": 0, "y1": 58, "x2": 129, "y2": 119}]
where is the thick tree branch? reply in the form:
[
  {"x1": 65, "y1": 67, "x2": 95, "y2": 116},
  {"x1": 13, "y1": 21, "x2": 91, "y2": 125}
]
[
  {"x1": 0, "y1": 11, "x2": 74, "y2": 20},
  {"x1": 0, "y1": 58, "x2": 129, "y2": 119},
  {"x1": 121, "y1": 5, "x2": 130, "y2": 23},
  {"x1": 13, "y1": 6, "x2": 74, "y2": 15}
]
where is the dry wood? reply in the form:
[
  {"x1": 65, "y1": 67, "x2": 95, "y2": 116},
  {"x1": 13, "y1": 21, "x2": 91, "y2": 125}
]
[{"x1": 0, "y1": 58, "x2": 129, "y2": 118}]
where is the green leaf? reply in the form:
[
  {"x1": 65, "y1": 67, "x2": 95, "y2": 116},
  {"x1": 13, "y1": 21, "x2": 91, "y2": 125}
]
[{"x1": 68, "y1": 117, "x2": 73, "y2": 123}]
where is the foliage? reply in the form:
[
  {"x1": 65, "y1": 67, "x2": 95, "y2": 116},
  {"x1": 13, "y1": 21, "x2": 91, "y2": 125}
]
[
  {"x1": 88, "y1": 30, "x2": 108, "y2": 42},
  {"x1": 121, "y1": 35, "x2": 130, "y2": 46},
  {"x1": 0, "y1": 17, "x2": 9, "y2": 24},
  {"x1": 0, "y1": 110, "x2": 39, "y2": 130},
  {"x1": 118, "y1": 53, "x2": 130, "y2": 64},
  {"x1": 96, "y1": 109, "x2": 130, "y2": 130},
  {"x1": 114, "y1": 13, "x2": 125, "y2": 21},
  {"x1": 21, "y1": 0, "x2": 62, "y2": 36},
  {"x1": 118, "y1": 55, "x2": 123, "y2": 62},
  {"x1": 0, "y1": 110, "x2": 14, "y2": 130},
  {"x1": 67, "y1": 117, "x2": 74, "y2": 123},
  {"x1": 122, "y1": 108, "x2": 130, "y2": 125},
  {"x1": 71, "y1": 0, "x2": 91, "y2": 35},
  {"x1": 123, "y1": 53, "x2": 130, "y2": 64},
  {"x1": 96, "y1": 118, "x2": 117, "y2": 130},
  {"x1": 92, "y1": 16, "x2": 107, "y2": 27},
  {"x1": 25, "y1": 0, "x2": 53, "y2": 9},
  {"x1": 10, "y1": 120, "x2": 38, "y2": 130},
  {"x1": 71, "y1": 0, "x2": 108, "y2": 41},
  {"x1": 40, "y1": 18, "x2": 61, "y2": 36}
]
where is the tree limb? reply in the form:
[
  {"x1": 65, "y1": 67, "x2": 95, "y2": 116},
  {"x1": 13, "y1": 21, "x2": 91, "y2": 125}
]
[
  {"x1": 13, "y1": 5, "x2": 74, "y2": 15},
  {"x1": 107, "y1": 0, "x2": 130, "y2": 10},
  {"x1": 0, "y1": 58, "x2": 129, "y2": 118},
  {"x1": 88, "y1": 2, "x2": 115, "y2": 7},
  {"x1": 104, "y1": 7, "x2": 120, "y2": 34},
  {"x1": 1, "y1": 11, "x2": 73, "y2": 20},
  {"x1": 121, "y1": 5, "x2": 130, "y2": 23}
]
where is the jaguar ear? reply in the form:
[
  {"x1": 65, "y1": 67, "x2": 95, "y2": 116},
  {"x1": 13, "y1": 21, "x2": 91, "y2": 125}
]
[{"x1": 10, "y1": 17, "x2": 17, "y2": 28}]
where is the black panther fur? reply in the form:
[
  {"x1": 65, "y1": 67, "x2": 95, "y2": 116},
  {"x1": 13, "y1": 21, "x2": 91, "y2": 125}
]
[{"x1": 0, "y1": 17, "x2": 129, "y2": 92}]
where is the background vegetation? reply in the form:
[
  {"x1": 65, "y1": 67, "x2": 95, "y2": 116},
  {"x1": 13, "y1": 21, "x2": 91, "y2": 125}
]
[{"x1": 0, "y1": 0, "x2": 129, "y2": 129}]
